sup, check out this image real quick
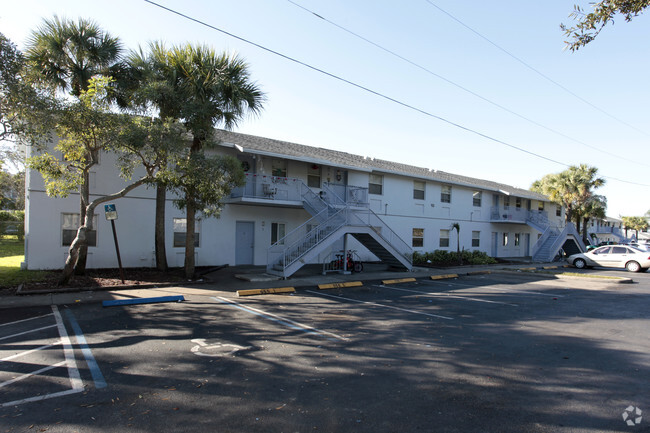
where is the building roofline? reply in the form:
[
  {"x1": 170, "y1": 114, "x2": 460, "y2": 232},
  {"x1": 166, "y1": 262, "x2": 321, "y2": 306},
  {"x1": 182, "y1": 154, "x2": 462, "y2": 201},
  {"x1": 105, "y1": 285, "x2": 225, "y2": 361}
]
[{"x1": 214, "y1": 129, "x2": 550, "y2": 202}]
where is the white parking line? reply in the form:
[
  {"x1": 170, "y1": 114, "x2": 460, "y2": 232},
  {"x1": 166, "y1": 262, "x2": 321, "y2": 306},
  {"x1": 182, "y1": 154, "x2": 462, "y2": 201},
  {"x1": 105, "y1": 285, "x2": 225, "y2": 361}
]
[
  {"x1": 51, "y1": 306, "x2": 83, "y2": 391},
  {"x1": 0, "y1": 325, "x2": 57, "y2": 342},
  {"x1": 306, "y1": 290, "x2": 454, "y2": 320},
  {"x1": 1, "y1": 340, "x2": 63, "y2": 362},
  {"x1": 421, "y1": 279, "x2": 565, "y2": 297},
  {"x1": 213, "y1": 296, "x2": 350, "y2": 341},
  {"x1": 0, "y1": 313, "x2": 54, "y2": 328},
  {"x1": 375, "y1": 285, "x2": 518, "y2": 306},
  {"x1": 0, "y1": 360, "x2": 68, "y2": 389},
  {"x1": 0, "y1": 307, "x2": 85, "y2": 408}
]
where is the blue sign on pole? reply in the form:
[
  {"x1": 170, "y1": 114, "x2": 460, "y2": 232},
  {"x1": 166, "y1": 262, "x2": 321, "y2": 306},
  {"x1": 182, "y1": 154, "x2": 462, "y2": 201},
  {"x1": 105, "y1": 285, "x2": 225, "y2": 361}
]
[{"x1": 104, "y1": 203, "x2": 118, "y2": 220}]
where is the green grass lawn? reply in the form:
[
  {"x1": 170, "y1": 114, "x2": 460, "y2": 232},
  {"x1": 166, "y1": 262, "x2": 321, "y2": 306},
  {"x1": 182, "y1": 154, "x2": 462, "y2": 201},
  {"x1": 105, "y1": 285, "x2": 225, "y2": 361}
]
[{"x1": 0, "y1": 236, "x2": 49, "y2": 288}]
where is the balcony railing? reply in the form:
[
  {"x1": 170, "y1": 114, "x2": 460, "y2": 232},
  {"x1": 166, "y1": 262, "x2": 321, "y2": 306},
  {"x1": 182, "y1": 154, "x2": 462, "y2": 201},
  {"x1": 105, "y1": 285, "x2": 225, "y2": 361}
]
[
  {"x1": 230, "y1": 174, "x2": 370, "y2": 207},
  {"x1": 230, "y1": 174, "x2": 303, "y2": 202},
  {"x1": 322, "y1": 183, "x2": 369, "y2": 206},
  {"x1": 490, "y1": 207, "x2": 549, "y2": 226}
]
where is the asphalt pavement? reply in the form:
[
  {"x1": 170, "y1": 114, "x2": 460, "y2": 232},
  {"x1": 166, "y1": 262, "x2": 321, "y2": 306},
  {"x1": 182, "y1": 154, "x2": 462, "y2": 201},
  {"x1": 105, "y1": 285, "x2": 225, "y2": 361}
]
[{"x1": 0, "y1": 261, "x2": 612, "y2": 310}]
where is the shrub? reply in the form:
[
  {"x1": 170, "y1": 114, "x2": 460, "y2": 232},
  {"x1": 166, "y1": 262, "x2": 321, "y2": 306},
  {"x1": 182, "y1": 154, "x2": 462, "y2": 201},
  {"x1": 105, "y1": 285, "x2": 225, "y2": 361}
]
[{"x1": 413, "y1": 249, "x2": 497, "y2": 266}]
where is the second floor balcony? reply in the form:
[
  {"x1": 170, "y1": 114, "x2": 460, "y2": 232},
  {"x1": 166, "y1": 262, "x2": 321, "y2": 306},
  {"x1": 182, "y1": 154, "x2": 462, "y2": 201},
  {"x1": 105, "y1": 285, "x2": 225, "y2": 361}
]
[
  {"x1": 228, "y1": 174, "x2": 369, "y2": 208},
  {"x1": 490, "y1": 206, "x2": 549, "y2": 228}
]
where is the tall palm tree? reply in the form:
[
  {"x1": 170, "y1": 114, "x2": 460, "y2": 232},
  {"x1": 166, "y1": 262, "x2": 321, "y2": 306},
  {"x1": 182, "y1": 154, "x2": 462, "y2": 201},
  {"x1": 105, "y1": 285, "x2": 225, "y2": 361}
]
[
  {"x1": 115, "y1": 42, "x2": 187, "y2": 271},
  {"x1": 531, "y1": 164, "x2": 605, "y2": 231},
  {"x1": 26, "y1": 16, "x2": 122, "y2": 275},
  {"x1": 578, "y1": 194, "x2": 607, "y2": 244},
  {"x1": 26, "y1": 16, "x2": 121, "y2": 96},
  {"x1": 166, "y1": 44, "x2": 264, "y2": 278}
]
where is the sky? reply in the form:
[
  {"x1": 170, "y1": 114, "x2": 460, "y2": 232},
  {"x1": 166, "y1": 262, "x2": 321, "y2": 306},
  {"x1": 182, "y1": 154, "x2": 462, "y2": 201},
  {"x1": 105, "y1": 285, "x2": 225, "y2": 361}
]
[{"x1": 2, "y1": 0, "x2": 650, "y2": 218}]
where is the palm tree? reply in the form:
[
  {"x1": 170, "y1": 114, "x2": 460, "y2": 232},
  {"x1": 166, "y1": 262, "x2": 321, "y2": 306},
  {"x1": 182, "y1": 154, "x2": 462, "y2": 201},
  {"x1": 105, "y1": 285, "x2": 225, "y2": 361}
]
[
  {"x1": 451, "y1": 222, "x2": 461, "y2": 265},
  {"x1": 578, "y1": 194, "x2": 607, "y2": 245},
  {"x1": 115, "y1": 42, "x2": 187, "y2": 271},
  {"x1": 26, "y1": 16, "x2": 121, "y2": 96},
  {"x1": 531, "y1": 164, "x2": 605, "y2": 231},
  {"x1": 166, "y1": 44, "x2": 264, "y2": 278},
  {"x1": 26, "y1": 16, "x2": 122, "y2": 275}
]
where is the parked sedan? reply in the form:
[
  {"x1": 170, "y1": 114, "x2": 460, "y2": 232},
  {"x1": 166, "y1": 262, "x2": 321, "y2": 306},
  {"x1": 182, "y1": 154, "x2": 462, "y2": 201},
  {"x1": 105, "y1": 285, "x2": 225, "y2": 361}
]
[{"x1": 568, "y1": 245, "x2": 650, "y2": 272}]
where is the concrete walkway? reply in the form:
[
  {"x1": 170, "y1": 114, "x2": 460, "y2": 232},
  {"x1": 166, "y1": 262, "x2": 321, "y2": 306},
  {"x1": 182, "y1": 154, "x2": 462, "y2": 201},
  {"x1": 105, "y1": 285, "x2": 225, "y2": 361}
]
[{"x1": 0, "y1": 261, "x2": 586, "y2": 310}]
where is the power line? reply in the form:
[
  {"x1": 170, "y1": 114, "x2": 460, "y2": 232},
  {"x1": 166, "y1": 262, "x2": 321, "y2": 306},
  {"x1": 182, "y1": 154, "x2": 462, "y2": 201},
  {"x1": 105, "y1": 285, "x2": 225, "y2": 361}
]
[
  {"x1": 287, "y1": 0, "x2": 649, "y2": 168},
  {"x1": 142, "y1": 0, "x2": 650, "y2": 188},
  {"x1": 423, "y1": 0, "x2": 650, "y2": 138}
]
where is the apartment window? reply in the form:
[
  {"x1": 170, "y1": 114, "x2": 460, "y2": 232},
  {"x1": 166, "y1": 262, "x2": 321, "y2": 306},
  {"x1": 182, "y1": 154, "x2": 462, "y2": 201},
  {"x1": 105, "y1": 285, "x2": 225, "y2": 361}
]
[
  {"x1": 556, "y1": 205, "x2": 562, "y2": 217},
  {"x1": 473, "y1": 191, "x2": 482, "y2": 207},
  {"x1": 503, "y1": 196, "x2": 510, "y2": 208},
  {"x1": 271, "y1": 222, "x2": 286, "y2": 245},
  {"x1": 413, "y1": 180, "x2": 425, "y2": 200},
  {"x1": 502, "y1": 233, "x2": 508, "y2": 246},
  {"x1": 412, "y1": 228, "x2": 424, "y2": 247},
  {"x1": 515, "y1": 197, "x2": 522, "y2": 208},
  {"x1": 441, "y1": 185, "x2": 451, "y2": 203},
  {"x1": 514, "y1": 233, "x2": 520, "y2": 246},
  {"x1": 369, "y1": 174, "x2": 383, "y2": 195},
  {"x1": 271, "y1": 159, "x2": 287, "y2": 177},
  {"x1": 472, "y1": 231, "x2": 480, "y2": 247},
  {"x1": 307, "y1": 165, "x2": 321, "y2": 188},
  {"x1": 62, "y1": 213, "x2": 97, "y2": 247},
  {"x1": 173, "y1": 218, "x2": 200, "y2": 248},
  {"x1": 538, "y1": 201, "x2": 544, "y2": 211},
  {"x1": 440, "y1": 229, "x2": 450, "y2": 247}
]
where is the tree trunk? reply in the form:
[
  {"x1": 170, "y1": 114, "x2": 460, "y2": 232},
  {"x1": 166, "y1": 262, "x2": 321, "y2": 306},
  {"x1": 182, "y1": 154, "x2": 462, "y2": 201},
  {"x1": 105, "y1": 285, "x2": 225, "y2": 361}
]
[
  {"x1": 582, "y1": 217, "x2": 589, "y2": 245},
  {"x1": 155, "y1": 184, "x2": 168, "y2": 271},
  {"x1": 61, "y1": 225, "x2": 90, "y2": 285},
  {"x1": 184, "y1": 201, "x2": 196, "y2": 279},
  {"x1": 74, "y1": 171, "x2": 90, "y2": 275}
]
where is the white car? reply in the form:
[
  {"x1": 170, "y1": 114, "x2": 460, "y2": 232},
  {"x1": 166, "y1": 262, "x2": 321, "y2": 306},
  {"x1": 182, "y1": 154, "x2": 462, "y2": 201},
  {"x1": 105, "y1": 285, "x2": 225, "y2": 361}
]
[{"x1": 567, "y1": 245, "x2": 650, "y2": 272}]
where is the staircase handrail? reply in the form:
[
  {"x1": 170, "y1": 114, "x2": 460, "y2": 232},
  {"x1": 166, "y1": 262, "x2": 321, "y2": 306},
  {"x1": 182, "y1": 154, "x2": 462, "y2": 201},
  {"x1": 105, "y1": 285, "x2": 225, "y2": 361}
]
[
  {"x1": 320, "y1": 182, "x2": 348, "y2": 207},
  {"x1": 347, "y1": 208, "x2": 413, "y2": 265},
  {"x1": 530, "y1": 225, "x2": 560, "y2": 258},
  {"x1": 267, "y1": 208, "x2": 348, "y2": 271},
  {"x1": 552, "y1": 222, "x2": 586, "y2": 253},
  {"x1": 300, "y1": 183, "x2": 329, "y2": 216}
]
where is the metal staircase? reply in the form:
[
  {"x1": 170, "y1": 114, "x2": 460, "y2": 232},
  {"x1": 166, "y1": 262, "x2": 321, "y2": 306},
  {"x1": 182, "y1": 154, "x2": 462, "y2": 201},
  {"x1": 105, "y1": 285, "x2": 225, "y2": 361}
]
[
  {"x1": 531, "y1": 223, "x2": 585, "y2": 262},
  {"x1": 267, "y1": 182, "x2": 412, "y2": 278}
]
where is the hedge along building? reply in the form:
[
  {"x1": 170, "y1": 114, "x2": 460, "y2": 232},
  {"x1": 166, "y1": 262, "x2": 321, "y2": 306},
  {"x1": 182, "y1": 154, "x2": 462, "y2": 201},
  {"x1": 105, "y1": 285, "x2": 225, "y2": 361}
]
[{"x1": 24, "y1": 129, "x2": 573, "y2": 274}]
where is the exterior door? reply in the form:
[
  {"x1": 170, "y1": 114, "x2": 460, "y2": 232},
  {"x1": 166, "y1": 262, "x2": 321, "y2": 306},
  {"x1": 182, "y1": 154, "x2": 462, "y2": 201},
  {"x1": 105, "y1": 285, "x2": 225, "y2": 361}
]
[
  {"x1": 235, "y1": 221, "x2": 255, "y2": 265},
  {"x1": 525, "y1": 233, "x2": 531, "y2": 256}
]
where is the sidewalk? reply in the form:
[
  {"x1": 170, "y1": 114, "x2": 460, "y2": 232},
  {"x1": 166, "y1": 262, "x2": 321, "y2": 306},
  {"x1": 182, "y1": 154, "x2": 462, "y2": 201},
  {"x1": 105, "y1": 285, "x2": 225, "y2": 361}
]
[{"x1": 0, "y1": 261, "x2": 579, "y2": 310}]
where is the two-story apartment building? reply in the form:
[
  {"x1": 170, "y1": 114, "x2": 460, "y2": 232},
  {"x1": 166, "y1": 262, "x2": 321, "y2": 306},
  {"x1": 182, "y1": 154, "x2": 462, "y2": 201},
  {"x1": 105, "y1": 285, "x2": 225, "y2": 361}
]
[{"x1": 24, "y1": 129, "x2": 567, "y2": 275}]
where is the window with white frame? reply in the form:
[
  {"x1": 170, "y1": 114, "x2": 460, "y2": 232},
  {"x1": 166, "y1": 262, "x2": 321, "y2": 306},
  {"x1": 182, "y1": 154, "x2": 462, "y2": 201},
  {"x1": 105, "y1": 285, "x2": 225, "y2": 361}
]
[
  {"x1": 62, "y1": 213, "x2": 97, "y2": 247},
  {"x1": 271, "y1": 222, "x2": 286, "y2": 245},
  {"x1": 412, "y1": 228, "x2": 424, "y2": 247},
  {"x1": 556, "y1": 205, "x2": 562, "y2": 217},
  {"x1": 173, "y1": 218, "x2": 200, "y2": 247},
  {"x1": 413, "y1": 180, "x2": 425, "y2": 200},
  {"x1": 307, "y1": 165, "x2": 321, "y2": 188},
  {"x1": 472, "y1": 231, "x2": 480, "y2": 247},
  {"x1": 503, "y1": 196, "x2": 510, "y2": 208},
  {"x1": 514, "y1": 233, "x2": 520, "y2": 246},
  {"x1": 538, "y1": 201, "x2": 544, "y2": 211},
  {"x1": 439, "y1": 229, "x2": 450, "y2": 247},
  {"x1": 441, "y1": 185, "x2": 451, "y2": 203},
  {"x1": 369, "y1": 174, "x2": 383, "y2": 195},
  {"x1": 502, "y1": 233, "x2": 508, "y2": 246},
  {"x1": 473, "y1": 191, "x2": 482, "y2": 207},
  {"x1": 271, "y1": 159, "x2": 287, "y2": 177},
  {"x1": 515, "y1": 197, "x2": 522, "y2": 208}
]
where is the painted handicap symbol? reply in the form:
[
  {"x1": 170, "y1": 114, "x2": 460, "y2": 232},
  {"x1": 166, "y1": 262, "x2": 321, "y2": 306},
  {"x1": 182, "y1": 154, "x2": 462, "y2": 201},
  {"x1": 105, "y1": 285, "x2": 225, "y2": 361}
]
[{"x1": 190, "y1": 338, "x2": 252, "y2": 357}]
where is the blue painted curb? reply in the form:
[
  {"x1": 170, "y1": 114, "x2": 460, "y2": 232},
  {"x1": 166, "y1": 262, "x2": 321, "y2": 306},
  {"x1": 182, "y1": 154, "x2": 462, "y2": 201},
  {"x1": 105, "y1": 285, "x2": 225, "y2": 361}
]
[{"x1": 102, "y1": 295, "x2": 185, "y2": 307}]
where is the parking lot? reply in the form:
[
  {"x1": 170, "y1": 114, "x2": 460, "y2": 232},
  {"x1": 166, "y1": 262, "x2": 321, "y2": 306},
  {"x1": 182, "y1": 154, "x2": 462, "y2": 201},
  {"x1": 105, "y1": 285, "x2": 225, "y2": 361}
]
[{"x1": 1, "y1": 270, "x2": 649, "y2": 432}]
